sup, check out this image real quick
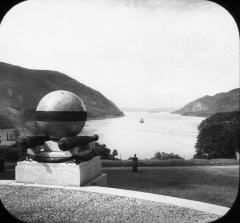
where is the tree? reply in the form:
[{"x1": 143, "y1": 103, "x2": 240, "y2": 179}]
[
  {"x1": 0, "y1": 114, "x2": 15, "y2": 129},
  {"x1": 152, "y1": 151, "x2": 183, "y2": 160},
  {"x1": 93, "y1": 142, "x2": 111, "y2": 159},
  {"x1": 194, "y1": 111, "x2": 240, "y2": 159},
  {"x1": 93, "y1": 143, "x2": 119, "y2": 160},
  {"x1": 111, "y1": 149, "x2": 118, "y2": 159},
  {"x1": 0, "y1": 143, "x2": 23, "y2": 161}
]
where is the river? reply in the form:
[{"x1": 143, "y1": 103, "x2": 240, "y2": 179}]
[{"x1": 81, "y1": 111, "x2": 205, "y2": 160}]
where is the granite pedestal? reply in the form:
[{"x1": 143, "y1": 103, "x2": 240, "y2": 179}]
[{"x1": 15, "y1": 156, "x2": 107, "y2": 187}]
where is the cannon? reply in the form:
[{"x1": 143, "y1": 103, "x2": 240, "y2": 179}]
[
  {"x1": 17, "y1": 90, "x2": 99, "y2": 163},
  {"x1": 18, "y1": 136, "x2": 51, "y2": 149},
  {"x1": 58, "y1": 135, "x2": 99, "y2": 151}
]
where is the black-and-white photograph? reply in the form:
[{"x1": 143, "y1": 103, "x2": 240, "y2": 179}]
[{"x1": 0, "y1": 0, "x2": 239, "y2": 222}]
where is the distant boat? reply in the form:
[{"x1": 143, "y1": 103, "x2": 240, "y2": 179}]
[{"x1": 140, "y1": 118, "x2": 144, "y2": 123}]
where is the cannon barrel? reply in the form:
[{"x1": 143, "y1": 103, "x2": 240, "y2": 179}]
[
  {"x1": 58, "y1": 135, "x2": 99, "y2": 151},
  {"x1": 17, "y1": 136, "x2": 50, "y2": 149}
]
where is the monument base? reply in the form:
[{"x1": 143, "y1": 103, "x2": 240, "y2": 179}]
[{"x1": 15, "y1": 156, "x2": 107, "y2": 187}]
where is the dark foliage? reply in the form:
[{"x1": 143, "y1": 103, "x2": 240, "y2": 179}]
[
  {"x1": 93, "y1": 142, "x2": 118, "y2": 160},
  {"x1": 111, "y1": 149, "x2": 118, "y2": 159},
  {"x1": 194, "y1": 111, "x2": 240, "y2": 159},
  {"x1": 0, "y1": 114, "x2": 15, "y2": 129},
  {"x1": 151, "y1": 151, "x2": 183, "y2": 160},
  {"x1": 0, "y1": 144, "x2": 24, "y2": 161}
]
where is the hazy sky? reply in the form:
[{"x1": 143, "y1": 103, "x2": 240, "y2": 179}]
[{"x1": 0, "y1": 0, "x2": 239, "y2": 109}]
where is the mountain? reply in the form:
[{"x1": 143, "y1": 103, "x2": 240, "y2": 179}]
[
  {"x1": 172, "y1": 88, "x2": 240, "y2": 117},
  {"x1": 0, "y1": 62, "x2": 124, "y2": 130}
]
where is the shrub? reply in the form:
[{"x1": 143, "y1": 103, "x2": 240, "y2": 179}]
[
  {"x1": 0, "y1": 143, "x2": 23, "y2": 161},
  {"x1": 0, "y1": 114, "x2": 15, "y2": 129},
  {"x1": 151, "y1": 151, "x2": 184, "y2": 160},
  {"x1": 93, "y1": 142, "x2": 118, "y2": 160}
]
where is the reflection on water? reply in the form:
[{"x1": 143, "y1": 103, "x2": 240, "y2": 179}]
[{"x1": 82, "y1": 111, "x2": 205, "y2": 160}]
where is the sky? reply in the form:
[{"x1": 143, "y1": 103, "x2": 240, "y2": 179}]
[{"x1": 0, "y1": 0, "x2": 239, "y2": 109}]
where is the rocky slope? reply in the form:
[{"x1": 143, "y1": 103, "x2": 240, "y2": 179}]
[
  {"x1": 172, "y1": 88, "x2": 240, "y2": 117},
  {"x1": 0, "y1": 62, "x2": 124, "y2": 129}
]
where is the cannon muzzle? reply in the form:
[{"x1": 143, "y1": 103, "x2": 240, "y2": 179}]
[{"x1": 58, "y1": 135, "x2": 99, "y2": 151}]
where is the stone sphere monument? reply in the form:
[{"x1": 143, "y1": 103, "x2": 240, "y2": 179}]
[
  {"x1": 16, "y1": 90, "x2": 107, "y2": 187},
  {"x1": 36, "y1": 90, "x2": 87, "y2": 139}
]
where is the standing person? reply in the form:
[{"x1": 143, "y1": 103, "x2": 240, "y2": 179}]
[{"x1": 132, "y1": 154, "x2": 138, "y2": 172}]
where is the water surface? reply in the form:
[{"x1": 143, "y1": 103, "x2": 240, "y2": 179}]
[{"x1": 82, "y1": 112, "x2": 205, "y2": 160}]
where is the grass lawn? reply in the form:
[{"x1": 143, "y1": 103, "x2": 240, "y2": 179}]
[
  {"x1": 102, "y1": 159, "x2": 239, "y2": 167},
  {"x1": 103, "y1": 166, "x2": 239, "y2": 208}
]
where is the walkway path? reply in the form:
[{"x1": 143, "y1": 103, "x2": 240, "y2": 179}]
[{"x1": 0, "y1": 180, "x2": 229, "y2": 222}]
